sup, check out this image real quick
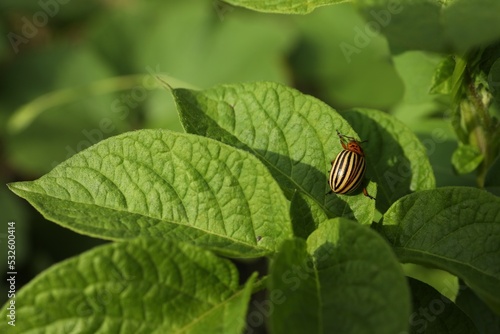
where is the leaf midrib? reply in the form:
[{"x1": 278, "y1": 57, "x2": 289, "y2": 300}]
[{"x1": 10, "y1": 183, "x2": 270, "y2": 253}]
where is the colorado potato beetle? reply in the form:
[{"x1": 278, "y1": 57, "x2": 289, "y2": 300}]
[{"x1": 327, "y1": 131, "x2": 374, "y2": 199}]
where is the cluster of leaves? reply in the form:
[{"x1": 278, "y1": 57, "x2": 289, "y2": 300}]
[
  {"x1": 2, "y1": 0, "x2": 500, "y2": 333},
  {"x1": 3, "y1": 81, "x2": 500, "y2": 333}
]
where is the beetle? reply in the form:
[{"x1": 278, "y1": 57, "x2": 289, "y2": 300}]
[{"x1": 327, "y1": 130, "x2": 374, "y2": 200}]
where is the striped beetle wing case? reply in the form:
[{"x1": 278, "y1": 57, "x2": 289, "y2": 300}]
[
  {"x1": 327, "y1": 131, "x2": 374, "y2": 200},
  {"x1": 328, "y1": 149, "x2": 366, "y2": 194}
]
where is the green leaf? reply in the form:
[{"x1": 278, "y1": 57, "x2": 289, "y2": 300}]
[
  {"x1": 289, "y1": 190, "x2": 330, "y2": 239},
  {"x1": 408, "y1": 278, "x2": 479, "y2": 334},
  {"x1": 0, "y1": 238, "x2": 256, "y2": 333},
  {"x1": 343, "y1": 108, "x2": 435, "y2": 212},
  {"x1": 223, "y1": 0, "x2": 344, "y2": 14},
  {"x1": 452, "y1": 144, "x2": 484, "y2": 174},
  {"x1": 377, "y1": 187, "x2": 500, "y2": 313},
  {"x1": 172, "y1": 81, "x2": 376, "y2": 225},
  {"x1": 8, "y1": 130, "x2": 292, "y2": 258},
  {"x1": 267, "y1": 219, "x2": 410, "y2": 334},
  {"x1": 430, "y1": 56, "x2": 456, "y2": 95}
]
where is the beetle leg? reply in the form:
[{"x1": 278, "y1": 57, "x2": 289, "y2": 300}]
[{"x1": 363, "y1": 187, "x2": 375, "y2": 200}]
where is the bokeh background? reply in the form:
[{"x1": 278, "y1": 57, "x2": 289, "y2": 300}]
[{"x1": 0, "y1": 0, "x2": 475, "y2": 304}]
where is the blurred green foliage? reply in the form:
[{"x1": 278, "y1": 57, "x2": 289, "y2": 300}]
[{"x1": 0, "y1": 0, "x2": 497, "y2": 315}]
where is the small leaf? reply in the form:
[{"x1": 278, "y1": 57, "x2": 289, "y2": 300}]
[
  {"x1": 452, "y1": 144, "x2": 484, "y2": 174},
  {"x1": 408, "y1": 278, "x2": 479, "y2": 334},
  {"x1": 8, "y1": 130, "x2": 292, "y2": 257},
  {"x1": 343, "y1": 108, "x2": 435, "y2": 212},
  {"x1": 172, "y1": 81, "x2": 376, "y2": 225},
  {"x1": 430, "y1": 55, "x2": 456, "y2": 95},
  {"x1": 0, "y1": 239, "x2": 256, "y2": 333},
  {"x1": 223, "y1": 0, "x2": 344, "y2": 14},
  {"x1": 377, "y1": 187, "x2": 500, "y2": 313},
  {"x1": 268, "y1": 219, "x2": 411, "y2": 334}
]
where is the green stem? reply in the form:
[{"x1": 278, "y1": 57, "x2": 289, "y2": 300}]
[{"x1": 462, "y1": 68, "x2": 493, "y2": 187}]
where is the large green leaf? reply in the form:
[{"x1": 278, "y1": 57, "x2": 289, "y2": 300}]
[
  {"x1": 8, "y1": 130, "x2": 292, "y2": 257},
  {"x1": 408, "y1": 278, "x2": 478, "y2": 334},
  {"x1": 172, "y1": 81, "x2": 376, "y2": 225},
  {"x1": 343, "y1": 108, "x2": 435, "y2": 212},
  {"x1": 223, "y1": 0, "x2": 344, "y2": 14},
  {"x1": 0, "y1": 238, "x2": 256, "y2": 333},
  {"x1": 377, "y1": 187, "x2": 500, "y2": 313},
  {"x1": 267, "y1": 219, "x2": 410, "y2": 334}
]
